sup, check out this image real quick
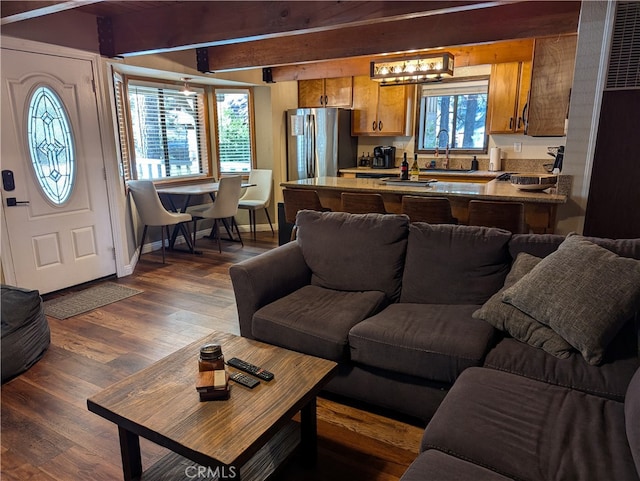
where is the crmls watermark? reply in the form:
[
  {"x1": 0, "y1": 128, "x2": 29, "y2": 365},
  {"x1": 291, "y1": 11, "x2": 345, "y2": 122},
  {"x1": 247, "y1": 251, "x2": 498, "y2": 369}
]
[{"x1": 185, "y1": 465, "x2": 238, "y2": 479}]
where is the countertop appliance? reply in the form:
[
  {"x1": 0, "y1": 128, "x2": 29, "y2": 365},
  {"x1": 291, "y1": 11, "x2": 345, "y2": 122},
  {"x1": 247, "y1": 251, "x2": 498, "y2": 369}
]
[
  {"x1": 372, "y1": 145, "x2": 396, "y2": 169},
  {"x1": 286, "y1": 108, "x2": 357, "y2": 180}
]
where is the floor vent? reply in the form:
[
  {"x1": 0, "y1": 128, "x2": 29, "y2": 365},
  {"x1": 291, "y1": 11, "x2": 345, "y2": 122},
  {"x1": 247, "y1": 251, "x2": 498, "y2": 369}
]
[{"x1": 606, "y1": 1, "x2": 640, "y2": 90}]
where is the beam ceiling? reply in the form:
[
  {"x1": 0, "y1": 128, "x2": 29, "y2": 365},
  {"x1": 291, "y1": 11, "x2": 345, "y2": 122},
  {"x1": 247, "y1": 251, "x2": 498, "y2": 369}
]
[{"x1": 1, "y1": 0, "x2": 581, "y2": 73}]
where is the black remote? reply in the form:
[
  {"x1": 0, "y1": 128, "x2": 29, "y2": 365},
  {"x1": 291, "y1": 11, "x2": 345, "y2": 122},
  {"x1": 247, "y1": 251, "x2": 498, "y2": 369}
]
[
  {"x1": 227, "y1": 357, "x2": 275, "y2": 381},
  {"x1": 229, "y1": 372, "x2": 260, "y2": 389}
]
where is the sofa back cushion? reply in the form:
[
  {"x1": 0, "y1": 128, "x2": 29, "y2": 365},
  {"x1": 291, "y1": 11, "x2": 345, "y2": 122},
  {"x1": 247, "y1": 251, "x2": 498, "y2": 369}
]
[
  {"x1": 401, "y1": 224, "x2": 512, "y2": 304},
  {"x1": 510, "y1": 234, "x2": 640, "y2": 260},
  {"x1": 296, "y1": 210, "x2": 409, "y2": 301},
  {"x1": 626, "y1": 366, "x2": 640, "y2": 475}
]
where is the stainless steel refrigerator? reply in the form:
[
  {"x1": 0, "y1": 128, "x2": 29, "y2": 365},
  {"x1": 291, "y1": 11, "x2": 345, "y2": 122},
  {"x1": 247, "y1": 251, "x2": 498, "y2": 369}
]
[{"x1": 286, "y1": 108, "x2": 357, "y2": 180}]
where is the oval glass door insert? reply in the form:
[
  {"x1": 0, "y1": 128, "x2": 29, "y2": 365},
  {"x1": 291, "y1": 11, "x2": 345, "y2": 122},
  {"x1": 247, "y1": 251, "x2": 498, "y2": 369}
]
[{"x1": 27, "y1": 85, "x2": 76, "y2": 205}]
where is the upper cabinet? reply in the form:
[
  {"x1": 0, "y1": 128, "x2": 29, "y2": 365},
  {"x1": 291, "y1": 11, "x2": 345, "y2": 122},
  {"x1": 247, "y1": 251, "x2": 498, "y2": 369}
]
[
  {"x1": 525, "y1": 35, "x2": 577, "y2": 136},
  {"x1": 351, "y1": 75, "x2": 414, "y2": 136},
  {"x1": 298, "y1": 77, "x2": 353, "y2": 108},
  {"x1": 488, "y1": 61, "x2": 531, "y2": 134}
]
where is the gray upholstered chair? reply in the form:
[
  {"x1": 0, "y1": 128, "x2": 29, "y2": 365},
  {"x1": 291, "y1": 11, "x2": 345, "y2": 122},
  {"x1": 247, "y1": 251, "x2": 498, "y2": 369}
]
[
  {"x1": 238, "y1": 169, "x2": 274, "y2": 240},
  {"x1": 127, "y1": 180, "x2": 192, "y2": 263},
  {"x1": 189, "y1": 175, "x2": 243, "y2": 253}
]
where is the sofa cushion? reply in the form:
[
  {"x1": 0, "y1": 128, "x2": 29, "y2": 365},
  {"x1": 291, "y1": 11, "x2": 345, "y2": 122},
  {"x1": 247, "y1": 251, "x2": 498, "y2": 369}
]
[
  {"x1": 348, "y1": 303, "x2": 496, "y2": 384},
  {"x1": 421, "y1": 367, "x2": 639, "y2": 481},
  {"x1": 1, "y1": 285, "x2": 50, "y2": 383},
  {"x1": 484, "y1": 328, "x2": 639, "y2": 401},
  {"x1": 625, "y1": 366, "x2": 640, "y2": 474},
  {"x1": 296, "y1": 210, "x2": 409, "y2": 301},
  {"x1": 400, "y1": 449, "x2": 512, "y2": 481},
  {"x1": 400, "y1": 224, "x2": 512, "y2": 304},
  {"x1": 252, "y1": 285, "x2": 387, "y2": 361},
  {"x1": 502, "y1": 234, "x2": 640, "y2": 365},
  {"x1": 509, "y1": 234, "x2": 640, "y2": 261},
  {"x1": 473, "y1": 252, "x2": 573, "y2": 358}
]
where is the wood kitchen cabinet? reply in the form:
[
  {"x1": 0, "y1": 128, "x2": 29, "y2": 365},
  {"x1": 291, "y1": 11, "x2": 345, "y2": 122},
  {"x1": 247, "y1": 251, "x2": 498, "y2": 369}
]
[
  {"x1": 488, "y1": 61, "x2": 531, "y2": 134},
  {"x1": 351, "y1": 75, "x2": 414, "y2": 136},
  {"x1": 298, "y1": 77, "x2": 353, "y2": 108},
  {"x1": 525, "y1": 35, "x2": 577, "y2": 136}
]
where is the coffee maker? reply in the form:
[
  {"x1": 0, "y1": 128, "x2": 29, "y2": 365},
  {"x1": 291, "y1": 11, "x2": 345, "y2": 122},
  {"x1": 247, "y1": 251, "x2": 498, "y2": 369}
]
[{"x1": 372, "y1": 146, "x2": 396, "y2": 169}]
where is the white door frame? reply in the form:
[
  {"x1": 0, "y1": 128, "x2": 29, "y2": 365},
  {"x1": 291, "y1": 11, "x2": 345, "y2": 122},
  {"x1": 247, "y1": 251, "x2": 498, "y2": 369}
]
[{"x1": 0, "y1": 36, "x2": 131, "y2": 285}]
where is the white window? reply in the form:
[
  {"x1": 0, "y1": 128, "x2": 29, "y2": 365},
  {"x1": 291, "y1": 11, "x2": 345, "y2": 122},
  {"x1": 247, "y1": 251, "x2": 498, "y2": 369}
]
[
  {"x1": 416, "y1": 79, "x2": 489, "y2": 154},
  {"x1": 215, "y1": 89, "x2": 254, "y2": 175},
  {"x1": 114, "y1": 76, "x2": 209, "y2": 181}
]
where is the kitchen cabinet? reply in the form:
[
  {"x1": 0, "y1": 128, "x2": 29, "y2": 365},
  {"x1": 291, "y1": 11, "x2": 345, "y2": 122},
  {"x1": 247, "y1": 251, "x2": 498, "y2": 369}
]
[
  {"x1": 488, "y1": 61, "x2": 531, "y2": 134},
  {"x1": 351, "y1": 75, "x2": 414, "y2": 136},
  {"x1": 298, "y1": 77, "x2": 353, "y2": 108},
  {"x1": 525, "y1": 35, "x2": 577, "y2": 136}
]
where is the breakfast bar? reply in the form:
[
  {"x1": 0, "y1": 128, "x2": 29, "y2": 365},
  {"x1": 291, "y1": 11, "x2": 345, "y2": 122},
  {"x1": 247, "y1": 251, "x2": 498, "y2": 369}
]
[{"x1": 281, "y1": 176, "x2": 568, "y2": 234}]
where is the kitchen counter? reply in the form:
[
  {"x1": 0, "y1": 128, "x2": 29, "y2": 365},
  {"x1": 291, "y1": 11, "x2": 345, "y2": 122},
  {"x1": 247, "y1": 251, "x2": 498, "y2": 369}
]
[
  {"x1": 281, "y1": 176, "x2": 567, "y2": 233},
  {"x1": 339, "y1": 168, "x2": 501, "y2": 182},
  {"x1": 338, "y1": 167, "x2": 504, "y2": 182}
]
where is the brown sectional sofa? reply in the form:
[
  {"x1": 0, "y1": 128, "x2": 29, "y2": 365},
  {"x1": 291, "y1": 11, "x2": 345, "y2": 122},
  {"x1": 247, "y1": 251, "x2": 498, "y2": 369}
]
[{"x1": 229, "y1": 210, "x2": 640, "y2": 481}]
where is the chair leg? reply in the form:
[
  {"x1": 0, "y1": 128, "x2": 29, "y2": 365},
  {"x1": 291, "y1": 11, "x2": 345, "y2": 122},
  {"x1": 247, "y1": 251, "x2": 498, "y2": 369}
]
[
  {"x1": 161, "y1": 226, "x2": 166, "y2": 263},
  {"x1": 232, "y1": 217, "x2": 243, "y2": 247},
  {"x1": 215, "y1": 220, "x2": 222, "y2": 253},
  {"x1": 192, "y1": 219, "x2": 198, "y2": 251},
  {"x1": 139, "y1": 225, "x2": 148, "y2": 259},
  {"x1": 264, "y1": 208, "x2": 274, "y2": 236},
  {"x1": 249, "y1": 210, "x2": 256, "y2": 240}
]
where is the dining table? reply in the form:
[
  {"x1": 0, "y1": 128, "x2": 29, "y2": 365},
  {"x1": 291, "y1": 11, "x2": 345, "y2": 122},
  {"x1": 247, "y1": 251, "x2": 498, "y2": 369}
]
[{"x1": 156, "y1": 180, "x2": 255, "y2": 253}]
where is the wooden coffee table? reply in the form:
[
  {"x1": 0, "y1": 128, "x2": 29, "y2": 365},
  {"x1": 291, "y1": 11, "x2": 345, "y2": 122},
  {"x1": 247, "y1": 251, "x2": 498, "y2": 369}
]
[{"x1": 87, "y1": 331, "x2": 337, "y2": 481}]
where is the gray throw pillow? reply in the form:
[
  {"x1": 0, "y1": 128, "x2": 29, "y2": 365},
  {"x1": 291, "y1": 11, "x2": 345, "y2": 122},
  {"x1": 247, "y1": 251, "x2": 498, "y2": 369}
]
[
  {"x1": 502, "y1": 234, "x2": 640, "y2": 365},
  {"x1": 473, "y1": 253, "x2": 573, "y2": 358}
]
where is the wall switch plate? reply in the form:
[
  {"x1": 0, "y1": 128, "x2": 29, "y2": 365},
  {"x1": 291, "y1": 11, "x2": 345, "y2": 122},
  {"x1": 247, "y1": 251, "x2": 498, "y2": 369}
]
[{"x1": 513, "y1": 142, "x2": 522, "y2": 153}]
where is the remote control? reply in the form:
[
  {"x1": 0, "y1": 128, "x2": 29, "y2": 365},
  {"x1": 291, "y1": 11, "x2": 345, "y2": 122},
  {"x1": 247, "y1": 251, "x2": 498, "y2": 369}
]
[
  {"x1": 229, "y1": 372, "x2": 260, "y2": 389},
  {"x1": 227, "y1": 357, "x2": 275, "y2": 381}
]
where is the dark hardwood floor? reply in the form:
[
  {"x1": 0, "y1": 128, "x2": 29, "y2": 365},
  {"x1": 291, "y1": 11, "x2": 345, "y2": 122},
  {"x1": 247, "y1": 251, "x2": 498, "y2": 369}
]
[{"x1": 1, "y1": 231, "x2": 424, "y2": 481}]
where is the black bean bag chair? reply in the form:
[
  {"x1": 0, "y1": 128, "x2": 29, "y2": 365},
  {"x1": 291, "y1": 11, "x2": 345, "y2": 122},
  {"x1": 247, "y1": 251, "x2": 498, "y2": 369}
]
[{"x1": 1, "y1": 284, "x2": 50, "y2": 383}]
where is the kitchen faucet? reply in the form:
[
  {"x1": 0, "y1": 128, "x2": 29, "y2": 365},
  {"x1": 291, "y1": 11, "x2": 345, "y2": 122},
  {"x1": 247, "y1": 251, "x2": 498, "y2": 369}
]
[{"x1": 435, "y1": 129, "x2": 450, "y2": 169}]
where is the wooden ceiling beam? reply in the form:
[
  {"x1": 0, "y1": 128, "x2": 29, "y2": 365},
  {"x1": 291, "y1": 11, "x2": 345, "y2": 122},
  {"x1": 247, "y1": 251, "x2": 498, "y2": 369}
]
[
  {"x1": 0, "y1": 0, "x2": 103, "y2": 25},
  {"x1": 204, "y1": 1, "x2": 580, "y2": 72},
  {"x1": 103, "y1": 1, "x2": 496, "y2": 56},
  {"x1": 271, "y1": 39, "x2": 536, "y2": 82}
]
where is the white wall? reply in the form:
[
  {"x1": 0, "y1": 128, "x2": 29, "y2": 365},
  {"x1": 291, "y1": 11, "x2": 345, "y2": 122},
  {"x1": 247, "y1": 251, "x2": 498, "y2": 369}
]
[{"x1": 556, "y1": 1, "x2": 614, "y2": 235}]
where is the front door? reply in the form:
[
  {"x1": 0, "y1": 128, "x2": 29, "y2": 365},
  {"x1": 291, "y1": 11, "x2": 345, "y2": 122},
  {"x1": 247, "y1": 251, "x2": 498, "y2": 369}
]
[{"x1": 1, "y1": 46, "x2": 116, "y2": 294}]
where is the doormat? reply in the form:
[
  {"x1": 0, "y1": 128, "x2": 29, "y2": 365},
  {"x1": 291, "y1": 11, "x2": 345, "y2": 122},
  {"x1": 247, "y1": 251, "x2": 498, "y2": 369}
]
[{"x1": 44, "y1": 282, "x2": 143, "y2": 320}]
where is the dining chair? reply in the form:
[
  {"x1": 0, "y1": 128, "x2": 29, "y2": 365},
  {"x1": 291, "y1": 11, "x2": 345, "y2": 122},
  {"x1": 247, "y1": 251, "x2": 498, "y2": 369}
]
[
  {"x1": 401, "y1": 196, "x2": 458, "y2": 224},
  {"x1": 126, "y1": 180, "x2": 192, "y2": 263},
  {"x1": 237, "y1": 169, "x2": 274, "y2": 240},
  {"x1": 189, "y1": 175, "x2": 244, "y2": 253},
  {"x1": 340, "y1": 192, "x2": 387, "y2": 214},
  {"x1": 467, "y1": 200, "x2": 528, "y2": 233}
]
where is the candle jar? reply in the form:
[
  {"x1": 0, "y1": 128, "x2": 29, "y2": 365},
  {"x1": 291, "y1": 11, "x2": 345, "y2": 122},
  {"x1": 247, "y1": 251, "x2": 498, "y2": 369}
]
[{"x1": 198, "y1": 343, "x2": 225, "y2": 371}]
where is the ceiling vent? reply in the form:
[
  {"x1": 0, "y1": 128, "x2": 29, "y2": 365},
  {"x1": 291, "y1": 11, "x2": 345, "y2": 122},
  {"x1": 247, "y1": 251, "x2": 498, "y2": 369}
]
[{"x1": 606, "y1": 1, "x2": 640, "y2": 90}]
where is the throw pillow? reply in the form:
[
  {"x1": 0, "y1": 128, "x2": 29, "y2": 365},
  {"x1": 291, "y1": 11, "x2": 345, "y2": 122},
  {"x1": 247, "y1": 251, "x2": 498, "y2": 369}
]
[
  {"x1": 502, "y1": 234, "x2": 640, "y2": 365},
  {"x1": 472, "y1": 253, "x2": 574, "y2": 358}
]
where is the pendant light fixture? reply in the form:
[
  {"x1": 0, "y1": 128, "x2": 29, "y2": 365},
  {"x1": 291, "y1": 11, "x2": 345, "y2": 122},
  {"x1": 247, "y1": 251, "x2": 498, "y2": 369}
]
[
  {"x1": 181, "y1": 77, "x2": 196, "y2": 96},
  {"x1": 371, "y1": 52, "x2": 455, "y2": 86}
]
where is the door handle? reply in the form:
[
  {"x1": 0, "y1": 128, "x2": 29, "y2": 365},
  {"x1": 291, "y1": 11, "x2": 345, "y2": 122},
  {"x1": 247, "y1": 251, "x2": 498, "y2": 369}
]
[{"x1": 6, "y1": 197, "x2": 29, "y2": 207}]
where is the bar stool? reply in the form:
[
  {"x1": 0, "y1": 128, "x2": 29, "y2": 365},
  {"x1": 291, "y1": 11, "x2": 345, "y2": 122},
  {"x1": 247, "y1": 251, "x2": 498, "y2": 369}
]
[
  {"x1": 467, "y1": 200, "x2": 528, "y2": 233},
  {"x1": 340, "y1": 192, "x2": 387, "y2": 214},
  {"x1": 283, "y1": 189, "x2": 330, "y2": 240},
  {"x1": 401, "y1": 196, "x2": 458, "y2": 224}
]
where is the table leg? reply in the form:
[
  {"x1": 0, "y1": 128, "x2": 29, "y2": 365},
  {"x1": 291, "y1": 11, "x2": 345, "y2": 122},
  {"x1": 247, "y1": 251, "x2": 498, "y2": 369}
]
[
  {"x1": 300, "y1": 397, "x2": 318, "y2": 466},
  {"x1": 118, "y1": 426, "x2": 142, "y2": 481}
]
